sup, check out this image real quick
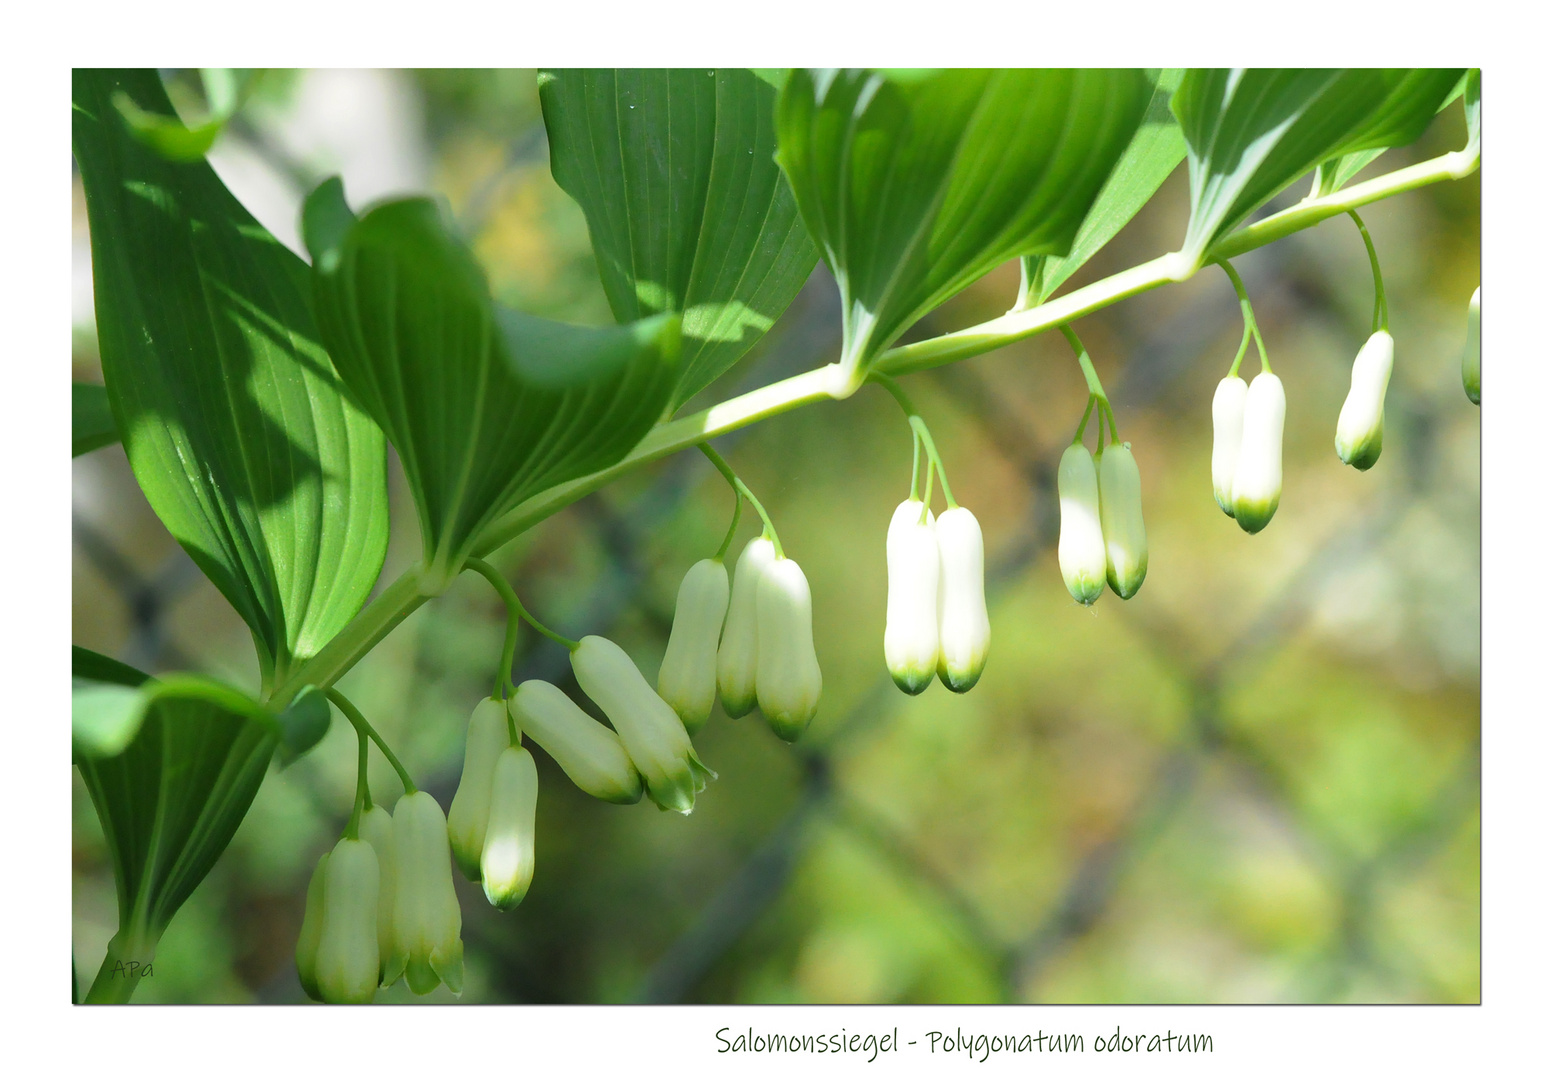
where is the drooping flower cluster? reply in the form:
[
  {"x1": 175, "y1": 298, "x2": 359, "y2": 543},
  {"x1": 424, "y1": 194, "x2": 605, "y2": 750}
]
[
  {"x1": 1211, "y1": 371, "x2": 1286, "y2": 533},
  {"x1": 884, "y1": 500, "x2": 991, "y2": 694},
  {"x1": 1057, "y1": 438, "x2": 1148, "y2": 605}
]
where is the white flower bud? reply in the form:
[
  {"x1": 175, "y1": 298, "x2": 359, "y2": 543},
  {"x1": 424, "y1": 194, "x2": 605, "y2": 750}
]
[
  {"x1": 1097, "y1": 443, "x2": 1148, "y2": 599},
  {"x1": 385, "y1": 791, "x2": 463, "y2": 995},
  {"x1": 717, "y1": 537, "x2": 777, "y2": 718},
  {"x1": 295, "y1": 850, "x2": 329, "y2": 1002},
  {"x1": 658, "y1": 558, "x2": 730, "y2": 734},
  {"x1": 1211, "y1": 376, "x2": 1248, "y2": 516},
  {"x1": 756, "y1": 556, "x2": 823, "y2": 738},
  {"x1": 480, "y1": 746, "x2": 538, "y2": 911},
  {"x1": 510, "y1": 680, "x2": 643, "y2": 805},
  {"x1": 447, "y1": 697, "x2": 510, "y2": 881},
  {"x1": 935, "y1": 506, "x2": 991, "y2": 691},
  {"x1": 1335, "y1": 330, "x2": 1394, "y2": 470},
  {"x1": 1057, "y1": 445, "x2": 1106, "y2": 606},
  {"x1": 315, "y1": 837, "x2": 380, "y2": 1004},
  {"x1": 572, "y1": 636, "x2": 714, "y2": 815},
  {"x1": 1231, "y1": 372, "x2": 1286, "y2": 534},
  {"x1": 357, "y1": 804, "x2": 397, "y2": 986},
  {"x1": 1462, "y1": 287, "x2": 1480, "y2": 405},
  {"x1": 885, "y1": 499, "x2": 940, "y2": 694}
]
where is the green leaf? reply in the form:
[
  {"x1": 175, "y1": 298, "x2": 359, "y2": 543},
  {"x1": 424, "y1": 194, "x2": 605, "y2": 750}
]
[
  {"x1": 1174, "y1": 68, "x2": 1465, "y2": 263},
  {"x1": 74, "y1": 655, "x2": 278, "y2": 1000},
  {"x1": 304, "y1": 183, "x2": 682, "y2": 586},
  {"x1": 111, "y1": 68, "x2": 252, "y2": 162},
  {"x1": 275, "y1": 684, "x2": 331, "y2": 764},
  {"x1": 775, "y1": 69, "x2": 1150, "y2": 396},
  {"x1": 1024, "y1": 69, "x2": 1187, "y2": 306},
  {"x1": 73, "y1": 70, "x2": 390, "y2": 690},
  {"x1": 73, "y1": 382, "x2": 120, "y2": 456},
  {"x1": 539, "y1": 68, "x2": 818, "y2": 410}
]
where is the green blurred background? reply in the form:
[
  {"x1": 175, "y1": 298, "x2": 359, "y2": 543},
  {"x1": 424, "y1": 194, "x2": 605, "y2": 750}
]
[{"x1": 71, "y1": 70, "x2": 1480, "y2": 1004}]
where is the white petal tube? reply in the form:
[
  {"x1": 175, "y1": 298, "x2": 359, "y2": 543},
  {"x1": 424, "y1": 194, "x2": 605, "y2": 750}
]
[
  {"x1": 510, "y1": 681, "x2": 643, "y2": 805},
  {"x1": 1211, "y1": 376, "x2": 1248, "y2": 516},
  {"x1": 1231, "y1": 372, "x2": 1286, "y2": 534},
  {"x1": 480, "y1": 746, "x2": 538, "y2": 911},
  {"x1": 315, "y1": 837, "x2": 380, "y2": 1004},
  {"x1": 658, "y1": 558, "x2": 730, "y2": 734},
  {"x1": 1462, "y1": 287, "x2": 1480, "y2": 405},
  {"x1": 572, "y1": 636, "x2": 713, "y2": 814},
  {"x1": 1057, "y1": 445, "x2": 1106, "y2": 606},
  {"x1": 884, "y1": 499, "x2": 940, "y2": 694},
  {"x1": 447, "y1": 697, "x2": 510, "y2": 881},
  {"x1": 1097, "y1": 443, "x2": 1148, "y2": 599},
  {"x1": 936, "y1": 506, "x2": 991, "y2": 691},
  {"x1": 756, "y1": 557, "x2": 823, "y2": 740},
  {"x1": 357, "y1": 804, "x2": 396, "y2": 986},
  {"x1": 717, "y1": 537, "x2": 777, "y2": 718},
  {"x1": 295, "y1": 851, "x2": 329, "y2": 1003},
  {"x1": 1335, "y1": 330, "x2": 1394, "y2": 470},
  {"x1": 387, "y1": 791, "x2": 464, "y2": 996}
]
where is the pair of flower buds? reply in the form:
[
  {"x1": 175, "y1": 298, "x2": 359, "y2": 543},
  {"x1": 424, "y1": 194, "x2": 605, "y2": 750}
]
[
  {"x1": 296, "y1": 791, "x2": 464, "y2": 1004},
  {"x1": 659, "y1": 540, "x2": 823, "y2": 743},
  {"x1": 884, "y1": 502, "x2": 991, "y2": 694},
  {"x1": 1057, "y1": 442, "x2": 1148, "y2": 605}
]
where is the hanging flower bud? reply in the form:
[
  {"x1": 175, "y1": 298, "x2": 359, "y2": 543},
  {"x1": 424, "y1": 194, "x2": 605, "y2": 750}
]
[
  {"x1": 1057, "y1": 445, "x2": 1106, "y2": 606},
  {"x1": 510, "y1": 681, "x2": 643, "y2": 805},
  {"x1": 1211, "y1": 376, "x2": 1248, "y2": 516},
  {"x1": 885, "y1": 499, "x2": 940, "y2": 693},
  {"x1": 480, "y1": 746, "x2": 538, "y2": 911},
  {"x1": 447, "y1": 697, "x2": 510, "y2": 881},
  {"x1": 717, "y1": 537, "x2": 777, "y2": 718},
  {"x1": 314, "y1": 837, "x2": 380, "y2": 1004},
  {"x1": 1462, "y1": 287, "x2": 1480, "y2": 405},
  {"x1": 385, "y1": 791, "x2": 464, "y2": 996},
  {"x1": 756, "y1": 557, "x2": 823, "y2": 739},
  {"x1": 572, "y1": 636, "x2": 715, "y2": 814},
  {"x1": 1231, "y1": 372, "x2": 1286, "y2": 534},
  {"x1": 295, "y1": 850, "x2": 329, "y2": 1002},
  {"x1": 658, "y1": 558, "x2": 730, "y2": 734},
  {"x1": 357, "y1": 804, "x2": 396, "y2": 986},
  {"x1": 935, "y1": 506, "x2": 991, "y2": 691},
  {"x1": 1335, "y1": 330, "x2": 1394, "y2": 470},
  {"x1": 1097, "y1": 443, "x2": 1148, "y2": 599}
]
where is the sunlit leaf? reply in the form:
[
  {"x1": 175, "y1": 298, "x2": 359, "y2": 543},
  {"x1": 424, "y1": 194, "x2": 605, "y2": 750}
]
[
  {"x1": 304, "y1": 181, "x2": 682, "y2": 587},
  {"x1": 111, "y1": 68, "x2": 252, "y2": 162},
  {"x1": 540, "y1": 68, "x2": 818, "y2": 409},
  {"x1": 72, "y1": 382, "x2": 119, "y2": 456},
  {"x1": 1174, "y1": 68, "x2": 1465, "y2": 263},
  {"x1": 776, "y1": 68, "x2": 1150, "y2": 396},
  {"x1": 73, "y1": 70, "x2": 390, "y2": 689}
]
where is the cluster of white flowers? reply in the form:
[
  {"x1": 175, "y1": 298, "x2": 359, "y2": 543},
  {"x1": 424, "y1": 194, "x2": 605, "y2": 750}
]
[
  {"x1": 1057, "y1": 440, "x2": 1148, "y2": 605},
  {"x1": 884, "y1": 501, "x2": 991, "y2": 694},
  {"x1": 296, "y1": 790, "x2": 464, "y2": 1004}
]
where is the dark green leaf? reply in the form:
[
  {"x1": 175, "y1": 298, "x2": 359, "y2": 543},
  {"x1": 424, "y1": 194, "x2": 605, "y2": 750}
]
[
  {"x1": 539, "y1": 68, "x2": 818, "y2": 409},
  {"x1": 73, "y1": 646, "x2": 151, "y2": 755},
  {"x1": 73, "y1": 644, "x2": 151, "y2": 688},
  {"x1": 74, "y1": 660, "x2": 278, "y2": 989},
  {"x1": 72, "y1": 382, "x2": 120, "y2": 456},
  {"x1": 1174, "y1": 68, "x2": 1465, "y2": 263},
  {"x1": 305, "y1": 186, "x2": 682, "y2": 586},
  {"x1": 73, "y1": 70, "x2": 390, "y2": 689},
  {"x1": 1025, "y1": 69, "x2": 1187, "y2": 305},
  {"x1": 776, "y1": 69, "x2": 1150, "y2": 396},
  {"x1": 110, "y1": 68, "x2": 251, "y2": 163},
  {"x1": 275, "y1": 684, "x2": 331, "y2": 763}
]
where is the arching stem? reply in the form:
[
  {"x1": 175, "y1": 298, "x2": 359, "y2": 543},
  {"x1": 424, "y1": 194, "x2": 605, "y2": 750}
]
[
  {"x1": 1215, "y1": 258, "x2": 1271, "y2": 376},
  {"x1": 700, "y1": 443, "x2": 784, "y2": 559},
  {"x1": 325, "y1": 687, "x2": 417, "y2": 796},
  {"x1": 1348, "y1": 209, "x2": 1389, "y2": 333}
]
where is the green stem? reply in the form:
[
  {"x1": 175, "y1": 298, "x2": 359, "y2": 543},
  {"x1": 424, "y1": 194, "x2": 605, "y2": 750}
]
[
  {"x1": 1060, "y1": 326, "x2": 1120, "y2": 443},
  {"x1": 1216, "y1": 259, "x2": 1271, "y2": 376},
  {"x1": 1348, "y1": 209, "x2": 1389, "y2": 333},
  {"x1": 700, "y1": 443, "x2": 783, "y2": 559},
  {"x1": 83, "y1": 927, "x2": 159, "y2": 1004},
  {"x1": 1073, "y1": 395, "x2": 1097, "y2": 446},
  {"x1": 714, "y1": 488, "x2": 742, "y2": 562},
  {"x1": 325, "y1": 687, "x2": 417, "y2": 795},
  {"x1": 909, "y1": 427, "x2": 922, "y2": 501},
  {"x1": 465, "y1": 557, "x2": 522, "y2": 698},
  {"x1": 345, "y1": 724, "x2": 368, "y2": 839},
  {"x1": 871, "y1": 373, "x2": 957, "y2": 509},
  {"x1": 491, "y1": 575, "x2": 582, "y2": 652},
  {"x1": 266, "y1": 147, "x2": 1478, "y2": 702}
]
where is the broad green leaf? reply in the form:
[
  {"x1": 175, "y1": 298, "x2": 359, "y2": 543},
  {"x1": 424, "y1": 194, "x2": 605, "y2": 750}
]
[
  {"x1": 1174, "y1": 68, "x2": 1465, "y2": 263},
  {"x1": 73, "y1": 70, "x2": 389, "y2": 690},
  {"x1": 111, "y1": 68, "x2": 252, "y2": 162},
  {"x1": 1023, "y1": 69, "x2": 1187, "y2": 306},
  {"x1": 539, "y1": 69, "x2": 818, "y2": 410},
  {"x1": 776, "y1": 69, "x2": 1150, "y2": 396},
  {"x1": 304, "y1": 182, "x2": 682, "y2": 586},
  {"x1": 1312, "y1": 70, "x2": 1476, "y2": 197},
  {"x1": 72, "y1": 382, "x2": 120, "y2": 456},
  {"x1": 73, "y1": 652, "x2": 278, "y2": 1000}
]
